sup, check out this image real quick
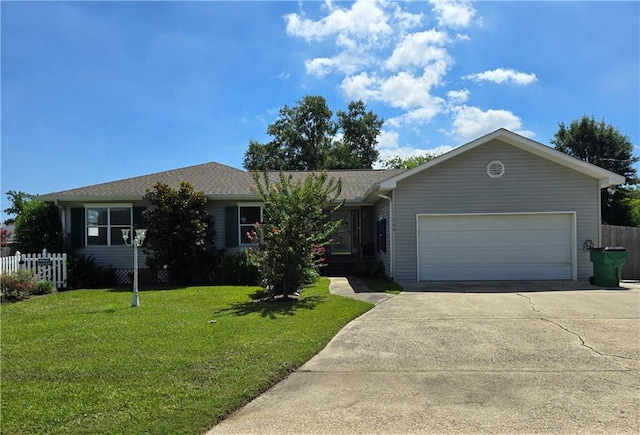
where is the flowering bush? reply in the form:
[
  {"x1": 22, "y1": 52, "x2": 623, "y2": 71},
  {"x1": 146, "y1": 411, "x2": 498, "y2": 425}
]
[
  {"x1": 0, "y1": 270, "x2": 55, "y2": 302},
  {"x1": 249, "y1": 171, "x2": 343, "y2": 299},
  {"x1": 0, "y1": 228, "x2": 10, "y2": 247}
]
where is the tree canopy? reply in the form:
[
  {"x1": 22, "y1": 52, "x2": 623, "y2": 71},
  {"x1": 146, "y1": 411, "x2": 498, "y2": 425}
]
[
  {"x1": 14, "y1": 199, "x2": 63, "y2": 253},
  {"x1": 3, "y1": 191, "x2": 35, "y2": 225},
  {"x1": 243, "y1": 96, "x2": 383, "y2": 170},
  {"x1": 381, "y1": 152, "x2": 440, "y2": 169},
  {"x1": 551, "y1": 115, "x2": 639, "y2": 226}
]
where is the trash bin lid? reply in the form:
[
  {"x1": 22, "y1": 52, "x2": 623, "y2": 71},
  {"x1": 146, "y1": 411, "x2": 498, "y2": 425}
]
[{"x1": 603, "y1": 247, "x2": 627, "y2": 251}]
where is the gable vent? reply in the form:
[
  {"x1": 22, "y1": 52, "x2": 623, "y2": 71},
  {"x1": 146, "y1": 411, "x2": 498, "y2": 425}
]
[{"x1": 486, "y1": 160, "x2": 505, "y2": 178}]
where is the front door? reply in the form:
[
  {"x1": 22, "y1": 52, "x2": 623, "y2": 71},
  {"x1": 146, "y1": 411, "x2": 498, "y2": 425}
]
[{"x1": 331, "y1": 211, "x2": 352, "y2": 254}]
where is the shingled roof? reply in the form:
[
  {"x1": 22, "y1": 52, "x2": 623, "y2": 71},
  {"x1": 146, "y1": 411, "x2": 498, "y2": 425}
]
[{"x1": 39, "y1": 162, "x2": 405, "y2": 203}]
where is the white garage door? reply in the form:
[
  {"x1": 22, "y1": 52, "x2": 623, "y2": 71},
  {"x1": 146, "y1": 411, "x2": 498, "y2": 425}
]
[{"x1": 418, "y1": 213, "x2": 574, "y2": 281}]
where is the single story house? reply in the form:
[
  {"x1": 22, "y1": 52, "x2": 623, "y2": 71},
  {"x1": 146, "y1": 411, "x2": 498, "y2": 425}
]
[{"x1": 40, "y1": 129, "x2": 625, "y2": 283}]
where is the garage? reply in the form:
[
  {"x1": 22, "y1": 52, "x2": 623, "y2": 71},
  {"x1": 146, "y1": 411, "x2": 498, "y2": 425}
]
[{"x1": 417, "y1": 213, "x2": 576, "y2": 281}]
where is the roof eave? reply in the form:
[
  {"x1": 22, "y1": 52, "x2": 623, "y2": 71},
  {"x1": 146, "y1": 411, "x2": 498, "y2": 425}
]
[{"x1": 38, "y1": 194, "x2": 144, "y2": 203}]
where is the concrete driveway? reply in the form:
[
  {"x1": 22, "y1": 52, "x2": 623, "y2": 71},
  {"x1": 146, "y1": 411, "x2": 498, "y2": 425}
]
[{"x1": 208, "y1": 279, "x2": 640, "y2": 434}]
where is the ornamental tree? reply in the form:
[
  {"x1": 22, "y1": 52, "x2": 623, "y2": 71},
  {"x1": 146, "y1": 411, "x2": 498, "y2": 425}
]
[
  {"x1": 142, "y1": 181, "x2": 219, "y2": 284},
  {"x1": 249, "y1": 171, "x2": 344, "y2": 299}
]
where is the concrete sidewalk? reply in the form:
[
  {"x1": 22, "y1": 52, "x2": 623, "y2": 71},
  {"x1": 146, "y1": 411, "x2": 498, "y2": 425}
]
[{"x1": 207, "y1": 280, "x2": 640, "y2": 434}]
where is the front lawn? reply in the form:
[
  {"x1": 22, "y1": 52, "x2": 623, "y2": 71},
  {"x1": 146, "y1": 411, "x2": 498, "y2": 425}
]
[{"x1": 1, "y1": 278, "x2": 372, "y2": 434}]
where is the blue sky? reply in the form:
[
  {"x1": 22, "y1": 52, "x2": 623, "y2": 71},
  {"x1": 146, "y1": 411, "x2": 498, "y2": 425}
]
[{"x1": 1, "y1": 1, "x2": 638, "y2": 216}]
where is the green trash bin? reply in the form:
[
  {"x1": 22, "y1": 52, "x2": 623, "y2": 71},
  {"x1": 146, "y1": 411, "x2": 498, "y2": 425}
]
[{"x1": 589, "y1": 247, "x2": 628, "y2": 287}]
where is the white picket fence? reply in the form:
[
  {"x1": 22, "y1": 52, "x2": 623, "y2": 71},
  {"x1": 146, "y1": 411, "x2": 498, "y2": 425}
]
[{"x1": 0, "y1": 249, "x2": 67, "y2": 288}]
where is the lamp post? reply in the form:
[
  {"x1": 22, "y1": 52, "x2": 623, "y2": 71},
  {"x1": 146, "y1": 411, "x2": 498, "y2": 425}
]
[{"x1": 122, "y1": 228, "x2": 147, "y2": 307}]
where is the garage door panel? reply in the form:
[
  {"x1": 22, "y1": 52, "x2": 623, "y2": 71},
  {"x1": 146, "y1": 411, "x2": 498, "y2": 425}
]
[
  {"x1": 419, "y1": 229, "x2": 570, "y2": 248},
  {"x1": 424, "y1": 263, "x2": 572, "y2": 281},
  {"x1": 419, "y1": 247, "x2": 572, "y2": 264},
  {"x1": 418, "y1": 214, "x2": 574, "y2": 281}
]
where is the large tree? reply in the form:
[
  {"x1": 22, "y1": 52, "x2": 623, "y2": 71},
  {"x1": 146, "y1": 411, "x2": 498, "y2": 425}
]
[
  {"x1": 142, "y1": 181, "x2": 219, "y2": 284},
  {"x1": 326, "y1": 100, "x2": 384, "y2": 169},
  {"x1": 243, "y1": 96, "x2": 382, "y2": 170},
  {"x1": 551, "y1": 115, "x2": 639, "y2": 226},
  {"x1": 14, "y1": 199, "x2": 63, "y2": 253},
  {"x1": 3, "y1": 191, "x2": 35, "y2": 225}
]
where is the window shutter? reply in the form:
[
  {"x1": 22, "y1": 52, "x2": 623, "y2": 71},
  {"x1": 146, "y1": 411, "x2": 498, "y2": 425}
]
[
  {"x1": 133, "y1": 206, "x2": 146, "y2": 229},
  {"x1": 225, "y1": 206, "x2": 239, "y2": 247},
  {"x1": 70, "y1": 208, "x2": 85, "y2": 248}
]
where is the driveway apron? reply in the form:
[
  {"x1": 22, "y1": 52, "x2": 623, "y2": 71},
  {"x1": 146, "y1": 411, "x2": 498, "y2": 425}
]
[{"x1": 207, "y1": 279, "x2": 640, "y2": 434}]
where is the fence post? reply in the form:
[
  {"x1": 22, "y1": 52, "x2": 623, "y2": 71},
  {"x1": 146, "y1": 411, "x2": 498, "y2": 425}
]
[{"x1": 41, "y1": 248, "x2": 49, "y2": 282}]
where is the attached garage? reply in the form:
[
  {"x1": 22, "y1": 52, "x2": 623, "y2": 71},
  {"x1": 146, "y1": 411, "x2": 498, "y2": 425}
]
[{"x1": 417, "y1": 213, "x2": 576, "y2": 281}]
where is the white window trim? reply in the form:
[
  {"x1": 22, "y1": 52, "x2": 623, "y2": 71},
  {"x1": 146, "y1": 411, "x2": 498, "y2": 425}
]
[
  {"x1": 83, "y1": 204, "x2": 134, "y2": 247},
  {"x1": 238, "y1": 204, "x2": 263, "y2": 246}
]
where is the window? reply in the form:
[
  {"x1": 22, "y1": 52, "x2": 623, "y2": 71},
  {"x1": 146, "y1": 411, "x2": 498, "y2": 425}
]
[
  {"x1": 239, "y1": 206, "x2": 261, "y2": 244},
  {"x1": 86, "y1": 206, "x2": 132, "y2": 246}
]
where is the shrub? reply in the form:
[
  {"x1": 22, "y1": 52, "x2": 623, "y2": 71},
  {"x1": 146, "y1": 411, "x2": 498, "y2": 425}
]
[
  {"x1": 67, "y1": 253, "x2": 116, "y2": 289},
  {"x1": 219, "y1": 249, "x2": 260, "y2": 285},
  {"x1": 33, "y1": 279, "x2": 57, "y2": 296},
  {"x1": 1, "y1": 270, "x2": 37, "y2": 303},
  {"x1": 142, "y1": 181, "x2": 220, "y2": 285}
]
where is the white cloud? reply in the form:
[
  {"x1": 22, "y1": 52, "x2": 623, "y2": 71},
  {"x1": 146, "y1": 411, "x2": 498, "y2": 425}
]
[
  {"x1": 391, "y1": 5, "x2": 424, "y2": 31},
  {"x1": 285, "y1": 0, "x2": 392, "y2": 42},
  {"x1": 387, "y1": 102, "x2": 445, "y2": 127},
  {"x1": 340, "y1": 72, "x2": 381, "y2": 101},
  {"x1": 451, "y1": 106, "x2": 535, "y2": 142},
  {"x1": 385, "y1": 29, "x2": 450, "y2": 71},
  {"x1": 375, "y1": 128, "x2": 454, "y2": 168},
  {"x1": 429, "y1": 0, "x2": 476, "y2": 29},
  {"x1": 287, "y1": 0, "x2": 534, "y2": 153},
  {"x1": 381, "y1": 71, "x2": 442, "y2": 110},
  {"x1": 465, "y1": 68, "x2": 538, "y2": 85},
  {"x1": 447, "y1": 89, "x2": 469, "y2": 104},
  {"x1": 376, "y1": 129, "x2": 399, "y2": 149}
]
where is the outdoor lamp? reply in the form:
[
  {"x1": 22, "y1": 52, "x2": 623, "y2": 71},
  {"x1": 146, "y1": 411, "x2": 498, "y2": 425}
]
[{"x1": 122, "y1": 228, "x2": 148, "y2": 308}]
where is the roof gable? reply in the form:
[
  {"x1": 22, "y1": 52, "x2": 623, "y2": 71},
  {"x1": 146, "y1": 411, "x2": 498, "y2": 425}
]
[{"x1": 379, "y1": 129, "x2": 626, "y2": 189}]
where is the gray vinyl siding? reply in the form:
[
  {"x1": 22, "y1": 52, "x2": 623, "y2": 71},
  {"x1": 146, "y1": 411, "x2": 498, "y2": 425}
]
[
  {"x1": 374, "y1": 197, "x2": 391, "y2": 278},
  {"x1": 75, "y1": 246, "x2": 140, "y2": 269},
  {"x1": 393, "y1": 139, "x2": 599, "y2": 282},
  {"x1": 206, "y1": 201, "x2": 228, "y2": 250},
  {"x1": 67, "y1": 200, "x2": 228, "y2": 268},
  {"x1": 61, "y1": 201, "x2": 151, "y2": 269}
]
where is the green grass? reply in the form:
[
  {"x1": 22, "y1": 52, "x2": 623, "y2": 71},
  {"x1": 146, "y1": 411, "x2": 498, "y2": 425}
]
[
  {"x1": 1, "y1": 278, "x2": 372, "y2": 434},
  {"x1": 363, "y1": 277, "x2": 403, "y2": 294}
]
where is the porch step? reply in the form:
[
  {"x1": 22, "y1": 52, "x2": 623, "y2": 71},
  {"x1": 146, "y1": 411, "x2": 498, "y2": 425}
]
[{"x1": 321, "y1": 261, "x2": 358, "y2": 277}]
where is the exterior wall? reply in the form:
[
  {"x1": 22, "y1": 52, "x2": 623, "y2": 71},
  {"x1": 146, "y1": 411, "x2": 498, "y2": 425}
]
[
  {"x1": 393, "y1": 139, "x2": 600, "y2": 282},
  {"x1": 60, "y1": 201, "x2": 151, "y2": 269},
  {"x1": 206, "y1": 201, "x2": 231, "y2": 251},
  {"x1": 60, "y1": 200, "x2": 230, "y2": 269},
  {"x1": 374, "y1": 196, "x2": 392, "y2": 278}
]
